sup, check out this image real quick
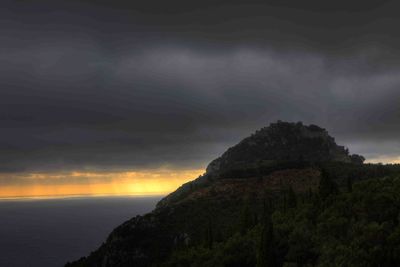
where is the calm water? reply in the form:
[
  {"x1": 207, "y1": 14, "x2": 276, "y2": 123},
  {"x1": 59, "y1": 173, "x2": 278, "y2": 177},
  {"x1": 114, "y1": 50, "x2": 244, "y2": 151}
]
[{"x1": 0, "y1": 196, "x2": 162, "y2": 267}]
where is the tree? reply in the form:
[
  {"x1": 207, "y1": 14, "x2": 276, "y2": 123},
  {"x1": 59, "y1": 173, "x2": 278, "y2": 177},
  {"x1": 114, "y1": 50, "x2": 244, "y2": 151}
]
[
  {"x1": 287, "y1": 186, "x2": 297, "y2": 209},
  {"x1": 257, "y1": 211, "x2": 275, "y2": 267},
  {"x1": 239, "y1": 201, "x2": 253, "y2": 235},
  {"x1": 319, "y1": 169, "x2": 338, "y2": 199},
  {"x1": 346, "y1": 175, "x2": 353, "y2": 193},
  {"x1": 350, "y1": 154, "x2": 365, "y2": 165},
  {"x1": 206, "y1": 217, "x2": 213, "y2": 249}
]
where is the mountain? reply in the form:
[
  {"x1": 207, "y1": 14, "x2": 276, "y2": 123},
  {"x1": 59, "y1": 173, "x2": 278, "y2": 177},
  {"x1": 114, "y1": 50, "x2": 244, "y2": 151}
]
[
  {"x1": 158, "y1": 121, "x2": 363, "y2": 208},
  {"x1": 206, "y1": 121, "x2": 358, "y2": 176},
  {"x1": 66, "y1": 121, "x2": 400, "y2": 267}
]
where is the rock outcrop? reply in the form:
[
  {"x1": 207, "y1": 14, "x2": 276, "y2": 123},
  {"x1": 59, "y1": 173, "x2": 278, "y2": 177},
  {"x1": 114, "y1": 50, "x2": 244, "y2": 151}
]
[{"x1": 206, "y1": 121, "x2": 363, "y2": 177}]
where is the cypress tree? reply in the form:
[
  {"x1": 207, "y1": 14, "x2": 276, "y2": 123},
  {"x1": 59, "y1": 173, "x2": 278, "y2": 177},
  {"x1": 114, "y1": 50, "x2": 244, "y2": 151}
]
[
  {"x1": 206, "y1": 217, "x2": 213, "y2": 249},
  {"x1": 257, "y1": 208, "x2": 275, "y2": 267},
  {"x1": 287, "y1": 185, "x2": 297, "y2": 208},
  {"x1": 346, "y1": 175, "x2": 353, "y2": 193},
  {"x1": 318, "y1": 169, "x2": 338, "y2": 199},
  {"x1": 239, "y1": 201, "x2": 252, "y2": 235}
]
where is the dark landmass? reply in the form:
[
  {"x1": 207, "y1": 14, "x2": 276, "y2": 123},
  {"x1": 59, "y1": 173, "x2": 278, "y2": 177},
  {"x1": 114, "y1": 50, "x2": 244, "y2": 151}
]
[{"x1": 67, "y1": 121, "x2": 400, "y2": 267}]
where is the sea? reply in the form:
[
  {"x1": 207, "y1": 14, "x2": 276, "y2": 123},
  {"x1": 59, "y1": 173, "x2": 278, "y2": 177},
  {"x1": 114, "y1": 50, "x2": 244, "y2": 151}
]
[{"x1": 0, "y1": 195, "x2": 162, "y2": 267}]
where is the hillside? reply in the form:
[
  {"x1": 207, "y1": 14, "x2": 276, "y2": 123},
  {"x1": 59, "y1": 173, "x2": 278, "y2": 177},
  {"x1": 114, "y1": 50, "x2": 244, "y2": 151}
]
[
  {"x1": 66, "y1": 122, "x2": 400, "y2": 267},
  {"x1": 206, "y1": 121, "x2": 360, "y2": 176}
]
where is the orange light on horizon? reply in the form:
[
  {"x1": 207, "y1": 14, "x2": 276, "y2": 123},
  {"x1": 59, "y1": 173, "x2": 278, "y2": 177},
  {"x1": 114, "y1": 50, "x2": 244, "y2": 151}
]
[
  {"x1": 365, "y1": 156, "x2": 400, "y2": 164},
  {"x1": 0, "y1": 168, "x2": 204, "y2": 199}
]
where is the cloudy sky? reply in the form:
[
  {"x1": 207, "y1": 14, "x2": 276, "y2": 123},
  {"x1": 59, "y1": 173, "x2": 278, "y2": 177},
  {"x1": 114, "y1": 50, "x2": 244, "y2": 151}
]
[{"x1": 1, "y1": 0, "x2": 400, "y2": 197}]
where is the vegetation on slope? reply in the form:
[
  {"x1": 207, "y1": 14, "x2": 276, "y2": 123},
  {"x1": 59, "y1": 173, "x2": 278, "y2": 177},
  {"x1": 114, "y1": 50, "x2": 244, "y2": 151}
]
[
  {"x1": 162, "y1": 173, "x2": 400, "y2": 267},
  {"x1": 66, "y1": 122, "x2": 400, "y2": 267}
]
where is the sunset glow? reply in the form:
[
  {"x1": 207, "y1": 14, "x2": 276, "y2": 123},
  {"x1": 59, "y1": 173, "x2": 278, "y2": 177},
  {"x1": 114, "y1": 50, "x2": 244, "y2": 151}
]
[
  {"x1": 0, "y1": 169, "x2": 204, "y2": 199},
  {"x1": 365, "y1": 156, "x2": 400, "y2": 164}
]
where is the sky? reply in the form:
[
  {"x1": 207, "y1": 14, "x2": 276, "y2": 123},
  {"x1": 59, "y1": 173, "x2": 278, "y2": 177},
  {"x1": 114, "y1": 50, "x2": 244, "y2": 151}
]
[{"x1": 1, "y1": 0, "x2": 400, "y2": 198}]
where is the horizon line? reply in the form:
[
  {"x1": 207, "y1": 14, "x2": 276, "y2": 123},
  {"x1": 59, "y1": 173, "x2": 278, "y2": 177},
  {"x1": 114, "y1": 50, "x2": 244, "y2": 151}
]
[{"x1": 0, "y1": 192, "x2": 167, "y2": 201}]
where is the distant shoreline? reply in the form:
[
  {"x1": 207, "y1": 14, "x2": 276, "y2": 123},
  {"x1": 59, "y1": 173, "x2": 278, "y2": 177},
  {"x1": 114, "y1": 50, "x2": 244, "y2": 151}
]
[{"x1": 0, "y1": 193, "x2": 166, "y2": 201}]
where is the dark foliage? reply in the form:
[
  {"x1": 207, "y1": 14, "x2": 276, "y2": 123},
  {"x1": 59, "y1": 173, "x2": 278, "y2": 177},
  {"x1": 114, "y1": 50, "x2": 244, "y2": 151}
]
[
  {"x1": 66, "y1": 122, "x2": 400, "y2": 267},
  {"x1": 159, "y1": 175, "x2": 400, "y2": 267}
]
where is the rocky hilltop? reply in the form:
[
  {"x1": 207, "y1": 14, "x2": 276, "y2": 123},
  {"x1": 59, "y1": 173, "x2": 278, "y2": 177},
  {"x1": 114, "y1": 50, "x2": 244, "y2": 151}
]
[
  {"x1": 158, "y1": 121, "x2": 364, "y2": 208},
  {"x1": 206, "y1": 121, "x2": 362, "y2": 176},
  {"x1": 68, "y1": 121, "x2": 400, "y2": 267}
]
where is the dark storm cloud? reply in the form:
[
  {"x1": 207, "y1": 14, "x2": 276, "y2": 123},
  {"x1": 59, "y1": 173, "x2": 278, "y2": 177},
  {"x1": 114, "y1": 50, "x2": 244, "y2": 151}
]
[{"x1": 1, "y1": 0, "x2": 400, "y2": 174}]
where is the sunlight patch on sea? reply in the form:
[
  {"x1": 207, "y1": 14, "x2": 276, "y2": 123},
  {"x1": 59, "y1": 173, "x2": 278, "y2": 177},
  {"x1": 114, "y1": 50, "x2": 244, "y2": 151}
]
[{"x1": 0, "y1": 168, "x2": 204, "y2": 199}]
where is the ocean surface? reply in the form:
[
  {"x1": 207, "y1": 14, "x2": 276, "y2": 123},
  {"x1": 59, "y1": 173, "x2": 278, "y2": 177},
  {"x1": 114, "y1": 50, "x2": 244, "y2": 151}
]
[{"x1": 0, "y1": 196, "x2": 162, "y2": 267}]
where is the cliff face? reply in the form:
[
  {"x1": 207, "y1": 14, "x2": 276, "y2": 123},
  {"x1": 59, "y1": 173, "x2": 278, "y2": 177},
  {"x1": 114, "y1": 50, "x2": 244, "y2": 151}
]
[{"x1": 66, "y1": 121, "x2": 365, "y2": 267}]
